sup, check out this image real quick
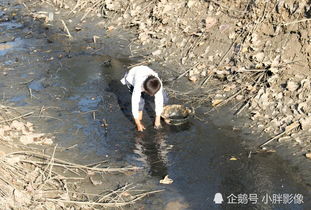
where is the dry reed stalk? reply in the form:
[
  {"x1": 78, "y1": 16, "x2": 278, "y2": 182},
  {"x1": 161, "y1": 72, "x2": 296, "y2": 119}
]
[
  {"x1": 61, "y1": 20, "x2": 72, "y2": 39},
  {"x1": 0, "y1": 150, "x2": 161, "y2": 209}
]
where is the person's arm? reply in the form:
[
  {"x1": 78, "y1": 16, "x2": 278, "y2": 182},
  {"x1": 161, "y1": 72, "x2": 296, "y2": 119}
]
[
  {"x1": 132, "y1": 86, "x2": 145, "y2": 131},
  {"x1": 134, "y1": 116, "x2": 145, "y2": 131},
  {"x1": 154, "y1": 87, "x2": 164, "y2": 129}
]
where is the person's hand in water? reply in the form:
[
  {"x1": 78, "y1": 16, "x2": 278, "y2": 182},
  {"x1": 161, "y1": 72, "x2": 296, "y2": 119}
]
[
  {"x1": 154, "y1": 124, "x2": 162, "y2": 130},
  {"x1": 154, "y1": 115, "x2": 162, "y2": 130},
  {"x1": 135, "y1": 118, "x2": 146, "y2": 132},
  {"x1": 136, "y1": 122, "x2": 146, "y2": 131}
]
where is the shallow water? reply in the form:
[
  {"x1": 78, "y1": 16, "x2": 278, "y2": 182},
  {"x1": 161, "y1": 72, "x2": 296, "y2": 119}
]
[
  {"x1": 24, "y1": 52, "x2": 308, "y2": 209},
  {"x1": 0, "y1": 4, "x2": 309, "y2": 208}
]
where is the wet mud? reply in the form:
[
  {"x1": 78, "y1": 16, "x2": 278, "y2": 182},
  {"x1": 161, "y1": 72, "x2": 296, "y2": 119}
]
[{"x1": 0, "y1": 0, "x2": 310, "y2": 209}]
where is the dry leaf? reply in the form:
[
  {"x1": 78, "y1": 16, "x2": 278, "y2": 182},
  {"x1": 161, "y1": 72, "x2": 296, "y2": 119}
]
[
  {"x1": 160, "y1": 175, "x2": 173, "y2": 184},
  {"x1": 10, "y1": 120, "x2": 25, "y2": 131},
  {"x1": 285, "y1": 121, "x2": 299, "y2": 132},
  {"x1": 229, "y1": 157, "x2": 238, "y2": 161},
  {"x1": 205, "y1": 17, "x2": 217, "y2": 31},
  {"x1": 212, "y1": 99, "x2": 223, "y2": 107}
]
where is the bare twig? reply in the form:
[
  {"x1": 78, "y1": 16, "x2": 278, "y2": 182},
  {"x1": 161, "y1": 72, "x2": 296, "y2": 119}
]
[
  {"x1": 259, "y1": 121, "x2": 300, "y2": 148},
  {"x1": 0, "y1": 112, "x2": 34, "y2": 124},
  {"x1": 282, "y1": 18, "x2": 311, "y2": 26},
  {"x1": 61, "y1": 19, "x2": 72, "y2": 39},
  {"x1": 235, "y1": 73, "x2": 264, "y2": 115},
  {"x1": 21, "y1": 159, "x2": 141, "y2": 173},
  {"x1": 44, "y1": 189, "x2": 164, "y2": 207}
]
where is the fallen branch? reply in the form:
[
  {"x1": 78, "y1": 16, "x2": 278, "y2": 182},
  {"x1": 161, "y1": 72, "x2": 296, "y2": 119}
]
[
  {"x1": 200, "y1": 73, "x2": 213, "y2": 86},
  {"x1": 7, "y1": 151, "x2": 142, "y2": 173},
  {"x1": 215, "y1": 88, "x2": 245, "y2": 108},
  {"x1": 0, "y1": 149, "x2": 157, "y2": 209},
  {"x1": 235, "y1": 73, "x2": 264, "y2": 115},
  {"x1": 258, "y1": 121, "x2": 300, "y2": 148},
  {"x1": 0, "y1": 112, "x2": 34, "y2": 124},
  {"x1": 43, "y1": 189, "x2": 164, "y2": 207},
  {"x1": 21, "y1": 159, "x2": 141, "y2": 173},
  {"x1": 282, "y1": 18, "x2": 311, "y2": 26}
]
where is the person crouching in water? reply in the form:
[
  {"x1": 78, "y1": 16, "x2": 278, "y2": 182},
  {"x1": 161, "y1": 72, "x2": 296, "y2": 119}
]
[{"x1": 121, "y1": 66, "x2": 167, "y2": 131}]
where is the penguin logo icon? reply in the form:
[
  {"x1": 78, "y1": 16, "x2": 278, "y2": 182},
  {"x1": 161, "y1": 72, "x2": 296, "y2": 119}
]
[{"x1": 213, "y1": 193, "x2": 224, "y2": 204}]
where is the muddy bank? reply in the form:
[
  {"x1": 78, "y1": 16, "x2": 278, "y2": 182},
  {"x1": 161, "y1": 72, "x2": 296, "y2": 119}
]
[
  {"x1": 30, "y1": 0, "x2": 311, "y2": 184},
  {"x1": 29, "y1": 0, "x2": 311, "y2": 153},
  {"x1": 0, "y1": 0, "x2": 311, "y2": 209},
  {"x1": 77, "y1": 1, "x2": 311, "y2": 148},
  {"x1": 0, "y1": 1, "x2": 161, "y2": 209}
]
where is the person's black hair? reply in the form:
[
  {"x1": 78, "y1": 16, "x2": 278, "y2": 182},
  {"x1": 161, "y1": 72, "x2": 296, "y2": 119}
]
[{"x1": 143, "y1": 75, "x2": 161, "y2": 96}]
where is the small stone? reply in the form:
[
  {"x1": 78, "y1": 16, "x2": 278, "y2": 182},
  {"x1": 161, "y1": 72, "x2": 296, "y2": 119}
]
[
  {"x1": 294, "y1": 137, "x2": 302, "y2": 144},
  {"x1": 5, "y1": 156, "x2": 21, "y2": 165},
  {"x1": 306, "y1": 153, "x2": 311, "y2": 159},
  {"x1": 286, "y1": 80, "x2": 299, "y2": 91},
  {"x1": 301, "y1": 79, "x2": 311, "y2": 90},
  {"x1": 20, "y1": 135, "x2": 34, "y2": 145},
  {"x1": 10, "y1": 120, "x2": 25, "y2": 131},
  {"x1": 41, "y1": 138, "x2": 53, "y2": 145},
  {"x1": 187, "y1": 0, "x2": 196, "y2": 8},
  {"x1": 152, "y1": 49, "x2": 161, "y2": 56},
  {"x1": 204, "y1": 17, "x2": 217, "y2": 31},
  {"x1": 160, "y1": 175, "x2": 173, "y2": 184},
  {"x1": 13, "y1": 190, "x2": 31, "y2": 205},
  {"x1": 89, "y1": 176, "x2": 102, "y2": 186},
  {"x1": 229, "y1": 32, "x2": 235, "y2": 39},
  {"x1": 188, "y1": 75, "x2": 198, "y2": 83},
  {"x1": 200, "y1": 70, "x2": 207, "y2": 77},
  {"x1": 279, "y1": 136, "x2": 291, "y2": 142},
  {"x1": 236, "y1": 95, "x2": 244, "y2": 100},
  {"x1": 300, "y1": 116, "x2": 311, "y2": 130},
  {"x1": 254, "y1": 52, "x2": 265, "y2": 62}
]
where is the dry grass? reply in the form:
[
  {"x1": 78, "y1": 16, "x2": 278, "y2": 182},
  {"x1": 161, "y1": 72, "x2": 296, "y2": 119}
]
[
  {"x1": 0, "y1": 149, "x2": 160, "y2": 209},
  {"x1": 0, "y1": 105, "x2": 161, "y2": 209}
]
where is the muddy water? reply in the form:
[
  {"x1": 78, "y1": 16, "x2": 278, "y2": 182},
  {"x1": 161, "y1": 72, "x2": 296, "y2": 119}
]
[
  {"x1": 1, "y1": 40, "x2": 310, "y2": 208},
  {"x1": 100, "y1": 61, "x2": 310, "y2": 210},
  {"x1": 18, "y1": 52, "x2": 310, "y2": 209},
  {"x1": 0, "y1": 4, "x2": 310, "y2": 209}
]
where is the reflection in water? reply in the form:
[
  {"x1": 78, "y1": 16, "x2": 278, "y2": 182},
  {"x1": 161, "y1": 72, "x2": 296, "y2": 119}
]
[
  {"x1": 102, "y1": 62, "x2": 172, "y2": 179},
  {"x1": 133, "y1": 130, "x2": 171, "y2": 178},
  {"x1": 100, "y1": 59, "x2": 310, "y2": 209}
]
